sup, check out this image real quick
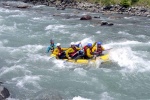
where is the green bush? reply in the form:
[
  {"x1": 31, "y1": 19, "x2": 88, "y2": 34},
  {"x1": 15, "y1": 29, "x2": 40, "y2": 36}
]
[
  {"x1": 131, "y1": 0, "x2": 139, "y2": 4},
  {"x1": 120, "y1": 0, "x2": 131, "y2": 8}
]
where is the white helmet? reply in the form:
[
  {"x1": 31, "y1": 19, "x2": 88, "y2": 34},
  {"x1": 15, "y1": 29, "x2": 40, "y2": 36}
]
[
  {"x1": 70, "y1": 42, "x2": 75, "y2": 46},
  {"x1": 56, "y1": 43, "x2": 61, "y2": 46}
]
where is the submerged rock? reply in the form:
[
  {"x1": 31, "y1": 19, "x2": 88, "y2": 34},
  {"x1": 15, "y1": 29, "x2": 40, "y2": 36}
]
[
  {"x1": 80, "y1": 15, "x2": 92, "y2": 20},
  {"x1": 17, "y1": 5, "x2": 29, "y2": 8},
  {"x1": 0, "y1": 85, "x2": 10, "y2": 99},
  {"x1": 101, "y1": 21, "x2": 114, "y2": 26}
]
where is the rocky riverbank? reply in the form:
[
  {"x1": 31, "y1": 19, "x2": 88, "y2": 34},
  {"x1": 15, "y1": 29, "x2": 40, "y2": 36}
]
[
  {"x1": 25, "y1": 0, "x2": 150, "y2": 18},
  {"x1": 1, "y1": 0, "x2": 150, "y2": 18}
]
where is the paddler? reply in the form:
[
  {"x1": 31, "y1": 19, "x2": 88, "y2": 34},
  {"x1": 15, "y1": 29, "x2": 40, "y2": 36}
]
[
  {"x1": 92, "y1": 42, "x2": 105, "y2": 56},
  {"x1": 46, "y1": 39, "x2": 55, "y2": 53},
  {"x1": 65, "y1": 42, "x2": 81, "y2": 60},
  {"x1": 84, "y1": 42, "x2": 96, "y2": 59},
  {"x1": 52, "y1": 43, "x2": 68, "y2": 59}
]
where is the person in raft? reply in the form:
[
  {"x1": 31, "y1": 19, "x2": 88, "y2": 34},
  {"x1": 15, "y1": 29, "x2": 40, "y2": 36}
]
[
  {"x1": 46, "y1": 39, "x2": 55, "y2": 53},
  {"x1": 83, "y1": 43, "x2": 96, "y2": 59},
  {"x1": 92, "y1": 42, "x2": 105, "y2": 56},
  {"x1": 75, "y1": 42, "x2": 81, "y2": 48},
  {"x1": 52, "y1": 43, "x2": 68, "y2": 59},
  {"x1": 65, "y1": 42, "x2": 81, "y2": 60}
]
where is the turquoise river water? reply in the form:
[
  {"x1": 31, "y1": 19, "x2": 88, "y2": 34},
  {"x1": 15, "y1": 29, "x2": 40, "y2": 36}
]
[{"x1": 0, "y1": 1, "x2": 150, "y2": 100}]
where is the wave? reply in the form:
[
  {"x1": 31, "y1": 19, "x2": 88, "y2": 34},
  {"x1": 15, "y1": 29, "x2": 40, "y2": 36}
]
[
  {"x1": 107, "y1": 40, "x2": 150, "y2": 72},
  {"x1": 72, "y1": 96, "x2": 91, "y2": 100}
]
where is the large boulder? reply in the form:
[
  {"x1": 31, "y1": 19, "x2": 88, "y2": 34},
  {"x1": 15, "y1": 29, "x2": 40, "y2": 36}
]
[
  {"x1": 80, "y1": 15, "x2": 92, "y2": 20},
  {"x1": 17, "y1": 5, "x2": 29, "y2": 8}
]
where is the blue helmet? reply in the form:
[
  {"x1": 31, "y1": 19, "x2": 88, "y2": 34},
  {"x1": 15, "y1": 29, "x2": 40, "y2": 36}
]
[
  {"x1": 50, "y1": 39, "x2": 54, "y2": 43},
  {"x1": 97, "y1": 42, "x2": 102, "y2": 45},
  {"x1": 87, "y1": 43, "x2": 92, "y2": 47}
]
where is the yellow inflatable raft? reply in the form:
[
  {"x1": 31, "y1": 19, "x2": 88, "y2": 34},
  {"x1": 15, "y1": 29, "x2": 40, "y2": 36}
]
[{"x1": 50, "y1": 53, "x2": 109, "y2": 64}]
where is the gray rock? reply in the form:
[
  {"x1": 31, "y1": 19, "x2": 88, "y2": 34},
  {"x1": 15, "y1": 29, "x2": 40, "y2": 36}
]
[
  {"x1": 80, "y1": 15, "x2": 92, "y2": 20},
  {"x1": 0, "y1": 85, "x2": 10, "y2": 99}
]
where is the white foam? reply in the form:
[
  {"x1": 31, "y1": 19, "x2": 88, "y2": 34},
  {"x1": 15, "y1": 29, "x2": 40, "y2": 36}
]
[
  {"x1": 109, "y1": 47, "x2": 150, "y2": 72},
  {"x1": 31, "y1": 16, "x2": 54, "y2": 23},
  {"x1": 32, "y1": 17, "x2": 40, "y2": 20},
  {"x1": 32, "y1": 5, "x2": 46, "y2": 8},
  {"x1": 52, "y1": 59, "x2": 67, "y2": 69},
  {"x1": 136, "y1": 35, "x2": 146, "y2": 38},
  {"x1": 0, "y1": 7, "x2": 20, "y2": 13},
  {"x1": 7, "y1": 98, "x2": 19, "y2": 100},
  {"x1": 80, "y1": 37, "x2": 94, "y2": 47},
  {"x1": 118, "y1": 31, "x2": 130, "y2": 35},
  {"x1": 7, "y1": 13, "x2": 26, "y2": 18},
  {"x1": 45, "y1": 24, "x2": 66, "y2": 31},
  {"x1": 0, "y1": 24, "x2": 17, "y2": 33},
  {"x1": 95, "y1": 58, "x2": 103, "y2": 68},
  {"x1": 109, "y1": 47, "x2": 136, "y2": 69},
  {"x1": 96, "y1": 31, "x2": 101, "y2": 34},
  {"x1": 124, "y1": 17, "x2": 133, "y2": 19},
  {"x1": 15, "y1": 75, "x2": 41, "y2": 89},
  {"x1": 12, "y1": 45, "x2": 44, "y2": 54},
  {"x1": 74, "y1": 68, "x2": 87, "y2": 76},
  {"x1": 100, "y1": 92, "x2": 114, "y2": 100},
  {"x1": 0, "y1": 65, "x2": 25, "y2": 77},
  {"x1": 106, "y1": 40, "x2": 142, "y2": 48},
  {"x1": 72, "y1": 96, "x2": 91, "y2": 100},
  {"x1": 75, "y1": 24, "x2": 82, "y2": 27},
  {"x1": 102, "y1": 40, "x2": 150, "y2": 71},
  {"x1": 27, "y1": 54, "x2": 50, "y2": 62}
]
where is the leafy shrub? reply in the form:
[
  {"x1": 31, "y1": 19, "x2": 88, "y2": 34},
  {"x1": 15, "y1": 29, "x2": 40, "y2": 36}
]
[{"x1": 120, "y1": 0, "x2": 131, "y2": 8}]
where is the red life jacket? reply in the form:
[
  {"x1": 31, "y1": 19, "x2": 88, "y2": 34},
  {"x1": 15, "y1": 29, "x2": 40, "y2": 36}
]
[
  {"x1": 70, "y1": 47, "x2": 78, "y2": 57},
  {"x1": 58, "y1": 47, "x2": 63, "y2": 54},
  {"x1": 83, "y1": 46, "x2": 87, "y2": 55},
  {"x1": 96, "y1": 46, "x2": 103, "y2": 54}
]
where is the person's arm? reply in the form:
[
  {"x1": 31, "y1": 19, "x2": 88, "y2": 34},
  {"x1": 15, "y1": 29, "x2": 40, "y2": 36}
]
[
  {"x1": 52, "y1": 49, "x2": 59, "y2": 56},
  {"x1": 65, "y1": 48, "x2": 72, "y2": 58},
  {"x1": 92, "y1": 47, "x2": 96, "y2": 52},
  {"x1": 46, "y1": 46, "x2": 51, "y2": 53},
  {"x1": 76, "y1": 47, "x2": 81, "y2": 51}
]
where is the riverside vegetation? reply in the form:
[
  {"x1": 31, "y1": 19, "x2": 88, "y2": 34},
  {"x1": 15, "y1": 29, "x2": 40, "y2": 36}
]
[{"x1": 76, "y1": 0, "x2": 150, "y2": 8}]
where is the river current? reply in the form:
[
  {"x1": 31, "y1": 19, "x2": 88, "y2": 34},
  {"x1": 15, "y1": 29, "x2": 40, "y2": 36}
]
[{"x1": 0, "y1": 1, "x2": 150, "y2": 100}]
